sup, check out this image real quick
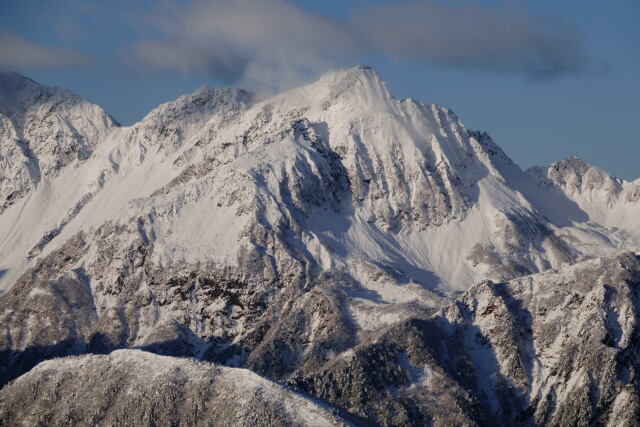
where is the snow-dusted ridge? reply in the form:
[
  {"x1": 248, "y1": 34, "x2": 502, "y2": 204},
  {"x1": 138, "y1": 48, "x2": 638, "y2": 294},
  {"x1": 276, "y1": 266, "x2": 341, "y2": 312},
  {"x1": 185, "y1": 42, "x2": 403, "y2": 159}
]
[{"x1": 0, "y1": 349, "x2": 353, "y2": 426}]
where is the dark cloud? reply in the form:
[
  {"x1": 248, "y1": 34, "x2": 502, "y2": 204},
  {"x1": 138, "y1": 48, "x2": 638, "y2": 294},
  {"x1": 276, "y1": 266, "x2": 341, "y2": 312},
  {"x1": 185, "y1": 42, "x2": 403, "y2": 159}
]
[
  {"x1": 120, "y1": 40, "x2": 248, "y2": 81},
  {"x1": 0, "y1": 31, "x2": 91, "y2": 70},
  {"x1": 352, "y1": 1, "x2": 590, "y2": 81}
]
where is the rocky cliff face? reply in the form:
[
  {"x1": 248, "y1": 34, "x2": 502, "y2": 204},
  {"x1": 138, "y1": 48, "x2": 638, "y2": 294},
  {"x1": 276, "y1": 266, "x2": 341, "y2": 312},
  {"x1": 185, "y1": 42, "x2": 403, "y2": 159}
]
[
  {"x1": 0, "y1": 68, "x2": 638, "y2": 426},
  {"x1": 289, "y1": 251, "x2": 640, "y2": 426},
  {"x1": 2, "y1": 251, "x2": 638, "y2": 425}
]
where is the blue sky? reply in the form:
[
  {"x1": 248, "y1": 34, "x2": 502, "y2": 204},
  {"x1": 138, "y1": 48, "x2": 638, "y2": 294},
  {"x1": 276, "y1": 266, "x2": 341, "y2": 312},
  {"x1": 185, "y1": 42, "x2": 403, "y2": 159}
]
[{"x1": 1, "y1": 0, "x2": 638, "y2": 179}]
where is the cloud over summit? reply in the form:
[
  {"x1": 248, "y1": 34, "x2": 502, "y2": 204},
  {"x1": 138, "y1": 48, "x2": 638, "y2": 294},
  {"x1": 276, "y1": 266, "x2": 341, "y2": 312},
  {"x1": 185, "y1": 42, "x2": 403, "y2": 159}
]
[
  {"x1": 2, "y1": 0, "x2": 593, "y2": 89},
  {"x1": 121, "y1": 0, "x2": 592, "y2": 89}
]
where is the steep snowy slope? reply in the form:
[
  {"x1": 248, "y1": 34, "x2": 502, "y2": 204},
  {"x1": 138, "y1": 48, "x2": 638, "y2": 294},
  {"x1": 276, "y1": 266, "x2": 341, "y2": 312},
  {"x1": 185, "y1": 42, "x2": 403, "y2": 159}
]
[{"x1": 0, "y1": 349, "x2": 353, "y2": 426}]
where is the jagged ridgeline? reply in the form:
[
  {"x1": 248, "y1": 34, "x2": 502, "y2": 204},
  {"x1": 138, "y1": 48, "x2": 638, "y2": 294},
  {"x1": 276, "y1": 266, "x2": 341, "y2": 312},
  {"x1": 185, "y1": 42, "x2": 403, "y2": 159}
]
[{"x1": 0, "y1": 68, "x2": 639, "y2": 426}]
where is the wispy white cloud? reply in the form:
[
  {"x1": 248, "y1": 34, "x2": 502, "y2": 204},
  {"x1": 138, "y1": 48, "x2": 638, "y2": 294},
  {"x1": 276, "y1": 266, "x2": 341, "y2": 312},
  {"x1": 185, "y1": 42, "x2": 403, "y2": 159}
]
[
  {"x1": 121, "y1": 0, "x2": 363, "y2": 91},
  {"x1": 0, "y1": 31, "x2": 91, "y2": 69}
]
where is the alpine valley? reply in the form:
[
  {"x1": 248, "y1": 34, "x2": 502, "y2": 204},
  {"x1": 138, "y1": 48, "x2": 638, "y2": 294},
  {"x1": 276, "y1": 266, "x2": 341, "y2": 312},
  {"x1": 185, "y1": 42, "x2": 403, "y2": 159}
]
[{"x1": 1, "y1": 67, "x2": 639, "y2": 426}]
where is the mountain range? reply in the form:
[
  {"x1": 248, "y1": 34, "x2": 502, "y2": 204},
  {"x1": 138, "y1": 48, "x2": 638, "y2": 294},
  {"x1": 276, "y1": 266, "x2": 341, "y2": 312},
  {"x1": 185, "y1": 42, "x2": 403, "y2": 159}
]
[{"x1": 0, "y1": 67, "x2": 639, "y2": 426}]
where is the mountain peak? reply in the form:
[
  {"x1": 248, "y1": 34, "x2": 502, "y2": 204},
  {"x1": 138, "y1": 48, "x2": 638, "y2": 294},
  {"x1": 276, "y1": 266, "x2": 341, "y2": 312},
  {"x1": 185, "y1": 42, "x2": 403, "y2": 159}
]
[
  {"x1": 0, "y1": 72, "x2": 119, "y2": 214},
  {"x1": 0, "y1": 70, "x2": 36, "y2": 89},
  {"x1": 132, "y1": 86, "x2": 254, "y2": 150},
  {"x1": 0, "y1": 71, "x2": 76, "y2": 114},
  {"x1": 318, "y1": 65, "x2": 378, "y2": 82},
  {"x1": 0, "y1": 70, "x2": 33, "y2": 88},
  {"x1": 544, "y1": 155, "x2": 621, "y2": 186},
  {"x1": 300, "y1": 65, "x2": 394, "y2": 108},
  {"x1": 141, "y1": 86, "x2": 254, "y2": 123}
]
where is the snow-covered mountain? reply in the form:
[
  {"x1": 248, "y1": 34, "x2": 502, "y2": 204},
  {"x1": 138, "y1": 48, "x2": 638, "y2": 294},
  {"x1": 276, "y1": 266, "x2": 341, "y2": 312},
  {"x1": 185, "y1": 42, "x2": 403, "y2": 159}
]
[
  {"x1": 0, "y1": 68, "x2": 638, "y2": 425},
  {"x1": 1, "y1": 67, "x2": 638, "y2": 296}
]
